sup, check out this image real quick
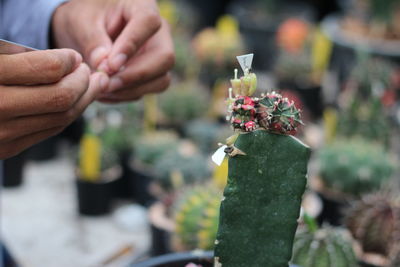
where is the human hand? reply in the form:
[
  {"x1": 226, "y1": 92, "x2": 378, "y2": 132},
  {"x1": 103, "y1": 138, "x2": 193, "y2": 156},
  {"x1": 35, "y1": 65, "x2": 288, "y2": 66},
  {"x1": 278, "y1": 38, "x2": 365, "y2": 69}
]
[
  {"x1": 52, "y1": 0, "x2": 174, "y2": 101},
  {"x1": 98, "y1": 19, "x2": 174, "y2": 103},
  {"x1": 0, "y1": 49, "x2": 108, "y2": 159},
  {"x1": 52, "y1": 0, "x2": 162, "y2": 71}
]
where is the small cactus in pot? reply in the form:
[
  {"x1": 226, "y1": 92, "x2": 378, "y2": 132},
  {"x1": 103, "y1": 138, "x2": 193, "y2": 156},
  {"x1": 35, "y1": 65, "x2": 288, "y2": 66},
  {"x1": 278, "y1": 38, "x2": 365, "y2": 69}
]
[
  {"x1": 153, "y1": 148, "x2": 211, "y2": 192},
  {"x1": 317, "y1": 138, "x2": 395, "y2": 198},
  {"x1": 345, "y1": 190, "x2": 400, "y2": 263},
  {"x1": 291, "y1": 225, "x2": 358, "y2": 267}
]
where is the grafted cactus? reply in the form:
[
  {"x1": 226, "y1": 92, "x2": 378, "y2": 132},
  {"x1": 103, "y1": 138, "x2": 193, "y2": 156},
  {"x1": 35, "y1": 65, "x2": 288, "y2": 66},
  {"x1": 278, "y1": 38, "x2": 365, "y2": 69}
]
[{"x1": 214, "y1": 67, "x2": 310, "y2": 266}]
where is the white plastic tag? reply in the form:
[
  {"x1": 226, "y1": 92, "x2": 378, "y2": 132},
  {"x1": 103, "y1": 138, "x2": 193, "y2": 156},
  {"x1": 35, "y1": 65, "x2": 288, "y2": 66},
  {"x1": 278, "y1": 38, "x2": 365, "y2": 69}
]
[
  {"x1": 211, "y1": 145, "x2": 227, "y2": 166},
  {"x1": 236, "y1": 53, "x2": 254, "y2": 73}
]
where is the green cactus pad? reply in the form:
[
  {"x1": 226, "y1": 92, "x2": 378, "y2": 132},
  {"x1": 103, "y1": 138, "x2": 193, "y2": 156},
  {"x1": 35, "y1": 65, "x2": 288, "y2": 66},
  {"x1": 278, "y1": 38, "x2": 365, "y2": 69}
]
[{"x1": 214, "y1": 130, "x2": 310, "y2": 267}]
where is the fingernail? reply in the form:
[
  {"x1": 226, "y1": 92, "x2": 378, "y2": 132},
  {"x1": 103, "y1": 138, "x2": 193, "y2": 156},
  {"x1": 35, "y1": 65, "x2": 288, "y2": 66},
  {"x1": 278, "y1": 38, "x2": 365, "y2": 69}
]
[
  {"x1": 90, "y1": 46, "x2": 109, "y2": 68},
  {"x1": 97, "y1": 60, "x2": 110, "y2": 74},
  {"x1": 74, "y1": 53, "x2": 83, "y2": 69},
  {"x1": 107, "y1": 77, "x2": 123, "y2": 92},
  {"x1": 99, "y1": 73, "x2": 110, "y2": 92},
  {"x1": 109, "y1": 54, "x2": 127, "y2": 72}
]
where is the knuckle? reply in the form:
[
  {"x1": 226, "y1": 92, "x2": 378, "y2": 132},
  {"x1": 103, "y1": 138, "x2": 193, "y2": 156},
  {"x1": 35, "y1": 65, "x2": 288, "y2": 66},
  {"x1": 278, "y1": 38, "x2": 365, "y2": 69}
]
[
  {"x1": 162, "y1": 50, "x2": 175, "y2": 70},
  {"x1": 62, "y1": 109, "x2": 77, "y2": 123},
  {"x1": 51, "y1": 85, "x2": 75, "y2": 112},
  {"x1": 133, "y1": 69, "x2": 149, "y2": 83},
  {"x1": 0, "y1": 129, "x2": 10, "y2": 143},
  {"x1": 145, "y1": 9, "x2": 161, "y2": 30},
  {"x1": 156, "y1": 75, "x2": 171, "y2": 93},
  {"x1": 45, "y1": 55, "x2": 65, "y2": 80}
]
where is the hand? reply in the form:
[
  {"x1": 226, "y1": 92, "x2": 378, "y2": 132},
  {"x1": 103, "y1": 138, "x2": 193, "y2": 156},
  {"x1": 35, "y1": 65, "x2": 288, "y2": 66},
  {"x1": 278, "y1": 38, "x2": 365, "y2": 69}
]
[
  {"x1": 52, "y1": 0, "x2": 162, "y2": 72},
  {"x1": 0, "y1": 49, "x2": 108, "y2": 159},
  {"x1": 51, "y1": 0, "x2": 175, "y2": 102},
  {"x1": 98, "y1": 19, "x2": 174, "y2": 103}
]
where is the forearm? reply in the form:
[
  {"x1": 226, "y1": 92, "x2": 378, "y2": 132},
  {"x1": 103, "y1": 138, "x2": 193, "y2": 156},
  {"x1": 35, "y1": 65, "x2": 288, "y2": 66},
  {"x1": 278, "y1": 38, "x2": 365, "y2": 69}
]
[{"x1": 1, "y1": 0, "x2": 67, "y2": 49}]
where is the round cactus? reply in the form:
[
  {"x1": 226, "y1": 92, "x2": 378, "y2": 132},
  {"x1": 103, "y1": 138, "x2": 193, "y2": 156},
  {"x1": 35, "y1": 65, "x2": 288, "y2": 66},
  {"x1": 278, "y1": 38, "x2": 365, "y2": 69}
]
[
  {"x1": 154, "y1": 150, "x2": 211, "y2": 191},
  {"x1": 134, "y1": 131, "x2": 179, "y2": 165},
  {"x1": 317, "y1": 138, "x2": 395, "y2": 197},
  {"x1": 345, "y1": 191, "x2": 400, "y2": 257},
  {"x1": 159, "y1": 81, "x2": 208, "y2": 127},
  {"x1": 291, "y1": 226, "x2": 358, "y2": 267},
  {"x1": 173, "y1": 186, "x2": 222, "y2": 250}
]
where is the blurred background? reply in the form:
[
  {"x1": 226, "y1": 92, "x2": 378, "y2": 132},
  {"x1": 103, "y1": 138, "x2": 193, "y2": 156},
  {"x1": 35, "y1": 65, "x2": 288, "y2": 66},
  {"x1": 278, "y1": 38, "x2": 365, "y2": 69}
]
[{"x1": 2, "y1": 0, "x2": 400, "y2": 266}]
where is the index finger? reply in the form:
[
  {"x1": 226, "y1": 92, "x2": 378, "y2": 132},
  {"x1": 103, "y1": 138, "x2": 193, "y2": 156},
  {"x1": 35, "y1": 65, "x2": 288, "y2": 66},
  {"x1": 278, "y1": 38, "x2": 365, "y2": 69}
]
[
  {"x1": 0, "y1": 49, "x2": 82, "y2": 85},
  {"x1": 107, "y1": 0, "x2": 161, "y2": 72}
]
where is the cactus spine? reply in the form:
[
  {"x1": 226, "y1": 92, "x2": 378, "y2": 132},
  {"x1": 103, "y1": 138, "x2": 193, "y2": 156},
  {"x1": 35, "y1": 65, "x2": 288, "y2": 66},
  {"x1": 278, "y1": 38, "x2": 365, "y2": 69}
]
[{"x1": 214, "y1": 67, "x2": 310, "y2": 266}]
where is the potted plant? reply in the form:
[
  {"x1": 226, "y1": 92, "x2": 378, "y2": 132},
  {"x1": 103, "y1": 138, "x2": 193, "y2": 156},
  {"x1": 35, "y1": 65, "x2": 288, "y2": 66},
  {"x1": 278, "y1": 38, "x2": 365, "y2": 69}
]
[
  {"x1": 274, "y1": 18, "x2": 324, "y2": 119},
  {"x1": 315, "y1": 138, "x2": 396, "y2": 225},
  {"x1": 192, "y1": 15, "x2": 245, "y2": 87},
  {"x1": 336, "y1": 56, "x2": 398, "y2": 147},
  {"x1": 213, "y1": 65, "x2": 310, "y2": 266},
  {"x1": 291, "y1": 223, "x2": 358, "y2": 267},
  {"x1": 76, "y1": 125, "x2": 122, "y2": 216},
  {"x1": 159, "y1": 80, "x2": 209, "y2": 135},
  {"x1": 345, "y1": 189, "x2": 400, "y2": 267}
]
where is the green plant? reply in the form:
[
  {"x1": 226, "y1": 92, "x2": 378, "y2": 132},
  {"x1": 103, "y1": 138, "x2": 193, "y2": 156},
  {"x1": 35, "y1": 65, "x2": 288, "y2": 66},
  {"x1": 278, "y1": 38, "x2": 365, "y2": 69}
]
[
  {"x1": 291, "y1": 226, "x2": 358, "y2": 267},
  {"x1": 154, "y1": 150, "x2": 211, "y2": 191},
  {"x1": 159, "y1": 81, "x2": 208, "y2": 127},
  {"x1": 134, "y1": 131, "x2": 179, "y2": 165},
  {"x1": 214, "y1": 69, "x2": 310, "y2": 266},
  {"x1": 318, "y1": 138, "x2": 395, "y2": 197},
  {"x1": 337, "y1": 57, "x2": 396, "y2": 146},
  {"x1": 184, "y1": 120, "x2": 231, "y2": 154},
  {"x1": 173, "y1": 185, "x2": 221, "y2": 250},
  {"x1": 345, "y1": 191, "x2": 400, "y2": 257}
]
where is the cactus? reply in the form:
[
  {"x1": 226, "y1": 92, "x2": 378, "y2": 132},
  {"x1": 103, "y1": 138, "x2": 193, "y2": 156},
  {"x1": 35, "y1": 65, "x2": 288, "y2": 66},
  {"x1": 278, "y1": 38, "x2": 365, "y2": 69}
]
[
  {"x1": 214, "y1": 68, "x2": 310, "y2": 266},
  {"x1": 159, "y1": 81, "x2": 208, "y2": 128},
  {"x1": 317, "y1": 138, "x2": 395, "y2": 197},
  {"x1": 345, "y1": 191, "x2": 400, "y2": 257},
  {"x1": 337, "y1": 57, "x2": 396, "y2": 146},
  {"x1": 173, "y1": 185, "x2": 222, "y2": 250},
  {"x1": 291, "y1": 226, "x2": 358, "y2": 267},
  {"x1": 134, "y1": 131, "x2": 179, "y2": 165},
  {"x1": 154, "y1": 150, "x2": 211, "y2": 191},
  {"x1": 184, "y1": 119, "x2": 232, "y2": 154}
]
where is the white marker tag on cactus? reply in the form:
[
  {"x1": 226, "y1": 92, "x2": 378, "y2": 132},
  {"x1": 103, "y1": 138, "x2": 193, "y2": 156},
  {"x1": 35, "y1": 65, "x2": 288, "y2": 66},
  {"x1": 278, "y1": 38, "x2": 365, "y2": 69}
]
[
  {"x1": 236, "y1": 53, "x2": 254, "y2": 73},
  {"x1": 212, "y1": 145, "x2": 227, "y2": 166}
]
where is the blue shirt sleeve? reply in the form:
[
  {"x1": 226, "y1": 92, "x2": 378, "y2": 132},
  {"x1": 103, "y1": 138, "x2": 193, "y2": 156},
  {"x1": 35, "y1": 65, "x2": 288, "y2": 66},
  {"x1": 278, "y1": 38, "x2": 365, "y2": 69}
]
[{"x1": 0, "y1": 0, "x2": 68, "y2": 49}]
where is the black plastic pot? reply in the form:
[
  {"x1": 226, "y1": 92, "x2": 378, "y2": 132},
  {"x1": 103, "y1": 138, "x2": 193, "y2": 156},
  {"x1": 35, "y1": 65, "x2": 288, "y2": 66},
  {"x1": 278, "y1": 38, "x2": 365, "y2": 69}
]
[
  {"x1": 278, "y1": 82, "x2": 323, "y2": 120},
  {"x1": 25, "y1": 136, "x2": 59, "y2": 161},
  {"x1": 76, "y1": 178, "x2": 114, "y2": 216},
  {"x1": 132, "y1": 251, "x2": 301, "y2": 267},
  {"x1": 112, "y1": 152, "x2": 156, "y2": 207},
  {"x1": 150, "y1": 224, "x2": 171, "y2": 257},
  {"x1": 2, "y1": 152, "x2": 26, "y2": 188},
  {"x1": 316, "y1": 192, "x2": 349, "y2": 226}
]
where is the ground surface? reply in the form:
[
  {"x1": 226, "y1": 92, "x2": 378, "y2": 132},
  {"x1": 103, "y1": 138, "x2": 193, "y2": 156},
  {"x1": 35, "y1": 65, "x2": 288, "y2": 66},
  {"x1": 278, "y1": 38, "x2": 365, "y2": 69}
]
[{"x1": 1, "y1": 155, "x2": 150, "y2": 267}]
